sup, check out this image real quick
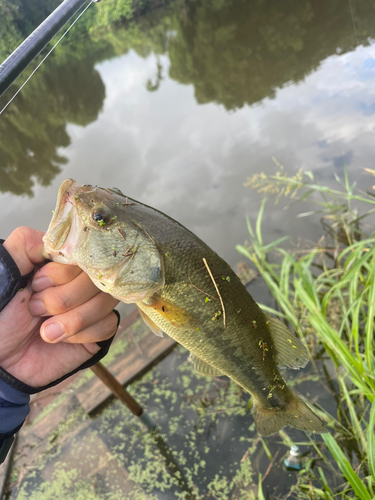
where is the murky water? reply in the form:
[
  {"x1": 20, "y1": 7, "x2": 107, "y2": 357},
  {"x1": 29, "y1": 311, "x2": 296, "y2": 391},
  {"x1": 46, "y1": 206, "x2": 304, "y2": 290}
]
[
  {"x1": 1, "y1": 0, "x2": 375, "y2": 498},
  {"x1": 1, "y1": 0, "x2": 375, "y2": 267}
]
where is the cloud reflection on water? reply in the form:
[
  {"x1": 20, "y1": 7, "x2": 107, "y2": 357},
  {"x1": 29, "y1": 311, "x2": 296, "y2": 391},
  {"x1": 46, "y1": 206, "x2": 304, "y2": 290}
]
[{"x1": 1, "y1": 2, "x2": 375, "y2": 266}]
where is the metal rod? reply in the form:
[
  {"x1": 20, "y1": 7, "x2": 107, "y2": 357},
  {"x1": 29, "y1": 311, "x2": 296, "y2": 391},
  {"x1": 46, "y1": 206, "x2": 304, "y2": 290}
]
[
  {"x1": 91, "y1": 362, "x2": 195, "y2": 499},
  {"x1": 90, "y1": 362, "x2": 143, "y2": 417},
  {"x1": 148, "y1": 430, "x2": 195, "y2": 499},
  {"x1": 0, "y1": 0, "x2": 90, "y2": 97}
]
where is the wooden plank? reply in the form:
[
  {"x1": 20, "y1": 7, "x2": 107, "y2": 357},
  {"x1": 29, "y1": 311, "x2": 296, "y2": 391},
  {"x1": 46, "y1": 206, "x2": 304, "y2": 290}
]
[
  {"x1": 76, "y1": 329, "x2": 176, "y2": 414},
  {"x1": 3, "y1": 311, "x2": 176, "y2": 497},
  {"x1": 26, "y1": 309, "x2": 176, "y2": 421},
  {"x1": 0, "y1": 435, "x2": 17, "y2": 499},
  {"x1": 6, "y1": 395, "x2": 85, "y2": 494},
  {"x1": 8, "y1": 400, "x2": 153, "y2": 499},
  {"x1": 40, "y1": 427, "x2": 153, "y2": 499}
]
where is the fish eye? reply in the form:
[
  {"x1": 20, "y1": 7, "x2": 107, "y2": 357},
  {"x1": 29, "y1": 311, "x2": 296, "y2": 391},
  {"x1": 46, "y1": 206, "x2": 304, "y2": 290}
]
[
  {"x1": 92, "y1": 207, "x2": 113, "y2": 227},
  {"x1": 93, "y1": 211, "x2": 107, "y2": 222}
]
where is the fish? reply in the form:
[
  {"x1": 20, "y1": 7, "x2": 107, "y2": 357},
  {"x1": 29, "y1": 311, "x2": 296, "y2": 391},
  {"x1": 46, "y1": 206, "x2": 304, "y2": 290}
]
[{"x1": 43, "y1": 179, "x2": 326, "y2": 436}]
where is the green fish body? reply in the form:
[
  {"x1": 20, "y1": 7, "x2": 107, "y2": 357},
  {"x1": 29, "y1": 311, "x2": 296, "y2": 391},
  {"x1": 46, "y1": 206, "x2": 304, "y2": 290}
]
[{"x1": 43, "y1": 179, "x2": 326, "y2": 435}]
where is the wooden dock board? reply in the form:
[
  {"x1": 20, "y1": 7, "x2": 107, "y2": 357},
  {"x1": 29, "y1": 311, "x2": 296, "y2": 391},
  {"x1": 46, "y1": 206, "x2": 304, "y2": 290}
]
[
  {"x1": 1, "y1": 311, "x2": 176, "y2": 497},
  {"x1": 75, "y1": 312, "x2": 176, "y2": 414},
  {"x1": 25, "y1": 308, "x2": 176, "y2": 422}
]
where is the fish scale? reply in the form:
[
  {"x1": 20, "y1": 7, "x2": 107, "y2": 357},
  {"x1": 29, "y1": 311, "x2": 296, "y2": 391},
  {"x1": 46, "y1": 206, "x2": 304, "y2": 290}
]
[{"x1": 43, "y1": 179, "x2": 327, "y2": 436}]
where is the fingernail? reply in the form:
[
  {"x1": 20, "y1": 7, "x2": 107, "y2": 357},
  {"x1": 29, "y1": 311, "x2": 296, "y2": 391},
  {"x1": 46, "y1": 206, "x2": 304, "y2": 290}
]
[
  {"x1": 32, "y1": 277, "x2": 54, "y2": 292},
  {"x1": 43, "y1": 323, "x2": 65, "y2": 342},
  {"x1": 29, "y1": 299, "x2": 47, "y2": 316}
]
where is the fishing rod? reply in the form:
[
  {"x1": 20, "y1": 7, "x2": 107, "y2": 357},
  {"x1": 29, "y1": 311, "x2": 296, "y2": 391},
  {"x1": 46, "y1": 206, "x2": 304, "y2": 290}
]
[{"x1": 0, "y1": 0, "x2": 97, "y2": 98}]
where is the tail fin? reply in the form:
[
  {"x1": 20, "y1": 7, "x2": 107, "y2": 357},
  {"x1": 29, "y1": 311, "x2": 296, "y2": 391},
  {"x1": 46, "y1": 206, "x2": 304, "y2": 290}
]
[{"x1": 253, "y1": 394, "x2": 326, "y2": 436}]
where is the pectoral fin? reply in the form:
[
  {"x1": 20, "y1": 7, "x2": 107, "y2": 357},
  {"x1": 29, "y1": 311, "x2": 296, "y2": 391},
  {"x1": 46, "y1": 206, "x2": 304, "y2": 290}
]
[
  {"x1": 144, "y1": 296, "x2": 199, "y2": 329},
  {"x1": 264, "y1": 313, "x2": 309, "y2": 369},
  {"x1": 137, "y1": 306, "x2": 164, "y2": 337},
  {"x1": 188, "y1": 353, "x2": 224, "y2": 377}
]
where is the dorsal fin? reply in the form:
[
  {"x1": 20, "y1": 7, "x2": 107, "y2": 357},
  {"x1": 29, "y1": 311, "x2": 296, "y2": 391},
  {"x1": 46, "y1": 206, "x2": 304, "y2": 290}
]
[
  {"x1": 264, "y1": 313, "x2": 309, "y2": 369},
  {"x1": 188, "y1": 353, "x2": 224, "y2": 377}
]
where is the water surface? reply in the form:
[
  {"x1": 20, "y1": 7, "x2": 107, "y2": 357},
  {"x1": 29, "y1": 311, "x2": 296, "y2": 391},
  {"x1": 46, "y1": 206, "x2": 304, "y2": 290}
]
[
  {"x1": 1, "y1": 1, "x2": 375, "y2": 497},
  {"x1": 1, "y1": 0, "x2": 374, "y2": 267}
]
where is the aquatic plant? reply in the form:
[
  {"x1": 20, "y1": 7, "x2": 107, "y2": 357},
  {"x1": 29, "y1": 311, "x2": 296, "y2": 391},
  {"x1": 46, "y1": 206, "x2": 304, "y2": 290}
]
[
  {"x1": 237, "y1": 166, "x2": 375, "y2": 498},
  {"x1": 12, "y1": 168, "x2": 375, "y2": 499}
]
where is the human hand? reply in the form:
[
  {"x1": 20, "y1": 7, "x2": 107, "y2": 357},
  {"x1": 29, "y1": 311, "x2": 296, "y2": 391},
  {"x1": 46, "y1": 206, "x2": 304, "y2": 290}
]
[{"x1": 0, "y1": 227, "x2": 119, "y2": 388}]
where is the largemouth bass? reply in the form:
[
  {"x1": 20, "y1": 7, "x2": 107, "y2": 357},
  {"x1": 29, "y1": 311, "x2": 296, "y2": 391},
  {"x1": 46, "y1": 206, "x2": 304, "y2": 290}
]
[{"x1": 43, "y1": 179, "x2": 326, "y2": 435}]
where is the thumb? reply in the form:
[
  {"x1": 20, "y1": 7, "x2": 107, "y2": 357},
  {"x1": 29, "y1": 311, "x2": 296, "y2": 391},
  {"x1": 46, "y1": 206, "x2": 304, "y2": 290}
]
[{"x1": 3, "y1": 227, "x2": 46, "y2": 275}]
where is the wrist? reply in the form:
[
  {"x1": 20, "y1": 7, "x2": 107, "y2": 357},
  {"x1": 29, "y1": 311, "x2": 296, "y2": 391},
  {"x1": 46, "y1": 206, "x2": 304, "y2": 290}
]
[
  {"x1": 0, "y1": 378, "x2": 30, "y2": 434},
  {"x1": 0, "y1": 373, "x2": 29, "y2": 465}
]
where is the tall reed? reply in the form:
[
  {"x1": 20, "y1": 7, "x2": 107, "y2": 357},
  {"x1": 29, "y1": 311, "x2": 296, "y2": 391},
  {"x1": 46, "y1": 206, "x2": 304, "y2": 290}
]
[{"x1": 237, "y1": 167, "x2": 375, "y2": 499}]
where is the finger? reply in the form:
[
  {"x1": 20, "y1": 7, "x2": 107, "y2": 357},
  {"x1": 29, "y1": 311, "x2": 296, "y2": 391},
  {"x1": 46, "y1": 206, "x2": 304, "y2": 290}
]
[
  {"x1": 60, "y1": 311, "x2": 119, "y2": 345},
  {"x1": 32, "y1": 262, "x2": 82, "y2": 292},
  {"x1": 4, "y1": 227, "x2": 46, "y2": 275},
  {"x1": 29, "y1": 271, "x2": 101, "y2": 317},
  {"x1": 40, "y1": 292, "x2": 119, "y2": 343}
]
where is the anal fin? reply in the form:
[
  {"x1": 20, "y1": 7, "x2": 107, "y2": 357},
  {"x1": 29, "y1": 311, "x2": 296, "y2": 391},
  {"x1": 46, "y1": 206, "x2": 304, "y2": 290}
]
[{"x1": 188, "y1": 353, "x2": 224, "y2": 377}]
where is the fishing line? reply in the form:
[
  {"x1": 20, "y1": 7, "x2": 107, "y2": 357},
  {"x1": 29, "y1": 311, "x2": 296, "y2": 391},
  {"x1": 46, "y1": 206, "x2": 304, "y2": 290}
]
[{"x1": 0, "y1": 0, "x2": 93, "y2": 116}]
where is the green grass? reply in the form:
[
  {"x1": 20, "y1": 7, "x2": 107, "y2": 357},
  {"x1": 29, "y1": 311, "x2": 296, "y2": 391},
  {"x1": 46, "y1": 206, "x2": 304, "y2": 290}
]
[
  {"x1": 16, "y1": 167, "x2": 375, "y2": 500},
  {"x1": 237, "y1": 167, "x2": 375, "y2": 499}
]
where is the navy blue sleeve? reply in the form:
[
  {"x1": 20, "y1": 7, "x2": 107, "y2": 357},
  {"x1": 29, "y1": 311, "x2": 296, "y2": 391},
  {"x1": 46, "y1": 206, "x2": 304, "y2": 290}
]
[
  {"x1": 0, "y1": 378, "x2": 30, "y2": 433},
  {"x1": 0, "y1": 259, "x2": 11, "y2": 296}
]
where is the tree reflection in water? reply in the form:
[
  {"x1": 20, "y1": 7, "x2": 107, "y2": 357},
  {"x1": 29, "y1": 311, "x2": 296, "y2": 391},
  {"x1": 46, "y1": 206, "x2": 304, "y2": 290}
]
[{"x1": 0, "y1": 0, "x2": 374, "y2": 196}]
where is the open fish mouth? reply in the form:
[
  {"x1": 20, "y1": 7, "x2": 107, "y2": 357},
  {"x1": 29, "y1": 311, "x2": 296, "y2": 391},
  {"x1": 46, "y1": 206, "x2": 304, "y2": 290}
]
[{"x1": 43, "y1": 179, "x2": 83, "y2": 262}]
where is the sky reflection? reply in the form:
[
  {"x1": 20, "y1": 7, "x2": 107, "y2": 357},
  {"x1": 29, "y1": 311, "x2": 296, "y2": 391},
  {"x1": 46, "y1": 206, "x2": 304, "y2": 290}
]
[{"x1": 2, "y1": 16, "x2": 375, "y2": 267}]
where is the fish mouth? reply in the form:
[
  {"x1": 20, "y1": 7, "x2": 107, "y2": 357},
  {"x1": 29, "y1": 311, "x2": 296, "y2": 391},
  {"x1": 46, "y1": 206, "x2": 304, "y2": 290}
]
[{"x1": 43, "y1": 179, "x2": 82, "y2": 261}]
